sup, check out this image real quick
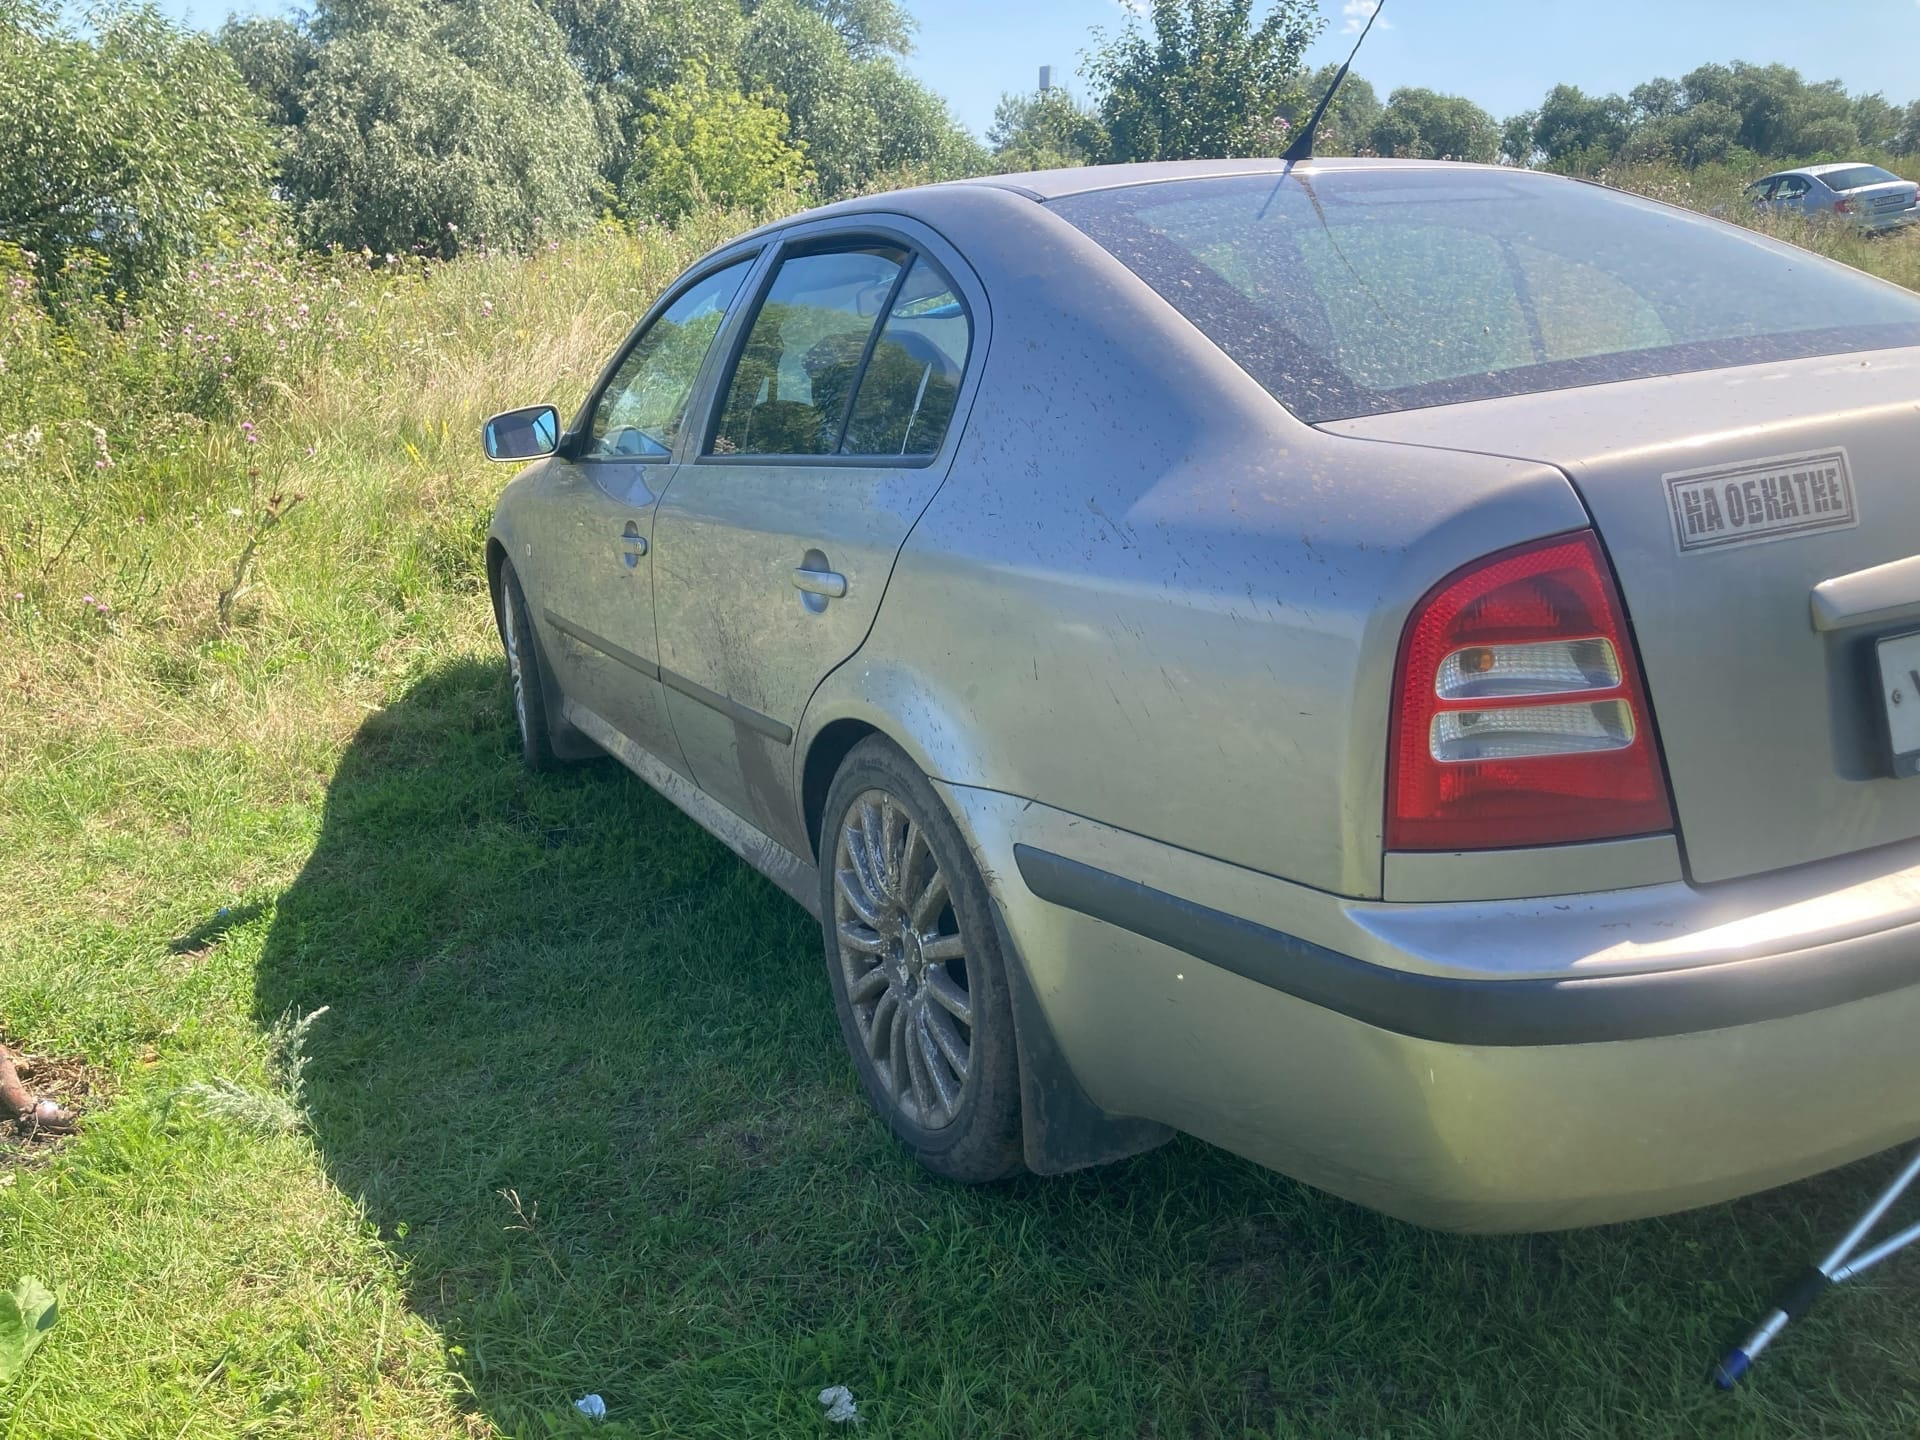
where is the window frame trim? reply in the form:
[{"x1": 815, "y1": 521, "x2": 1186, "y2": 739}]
[{"x1": 690, "y1": 219, "x2": 982, "y2": 471}]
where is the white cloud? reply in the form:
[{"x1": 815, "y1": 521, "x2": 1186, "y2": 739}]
[{"x1": 1341, "y1": 0, "x2": 1393, "y2": 34}]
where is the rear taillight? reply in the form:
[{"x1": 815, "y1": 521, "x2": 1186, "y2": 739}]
[
  {"x1": 1835, "y1": 198, "x2": 1854, "y2": 214},
  {"x1": 1387, "y1": 531, "x2": 1673, "y2": 851}
]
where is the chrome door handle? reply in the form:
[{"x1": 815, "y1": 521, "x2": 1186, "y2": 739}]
[{"x1": 792, "y1": 566, "x2": 848, "y2": 599}]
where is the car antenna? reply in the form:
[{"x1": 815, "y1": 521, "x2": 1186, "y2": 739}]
[{"x1": 1281, "y1": 0, "x2": 1386, "y2": 164}]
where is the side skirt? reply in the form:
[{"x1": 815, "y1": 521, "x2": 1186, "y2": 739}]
[{"x1": 563, "y1": 700, "x2": 823, "y2": 919}]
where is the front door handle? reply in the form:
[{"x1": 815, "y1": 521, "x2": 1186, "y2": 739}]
[
  {"x1": 620, "y1": 521, "x2": 648, "y2": 566},
  {"x1": 792, "y1": 566, "x2": 848, "y2": 599}
]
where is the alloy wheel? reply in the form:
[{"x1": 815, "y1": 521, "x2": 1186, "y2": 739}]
[{"x1": 832, "y1": 787, "x2": 975, "y2": 1130}]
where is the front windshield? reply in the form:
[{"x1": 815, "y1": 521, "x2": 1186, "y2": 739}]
[
  {"x1": 1820, "y1": 165, "x2": 1901, "y2": 191},
  {"x1": 1049, "y1": 169, "x2": 1920, "y2": 422}
]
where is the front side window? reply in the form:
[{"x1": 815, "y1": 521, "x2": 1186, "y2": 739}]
[
  {"x1": 584, "y1": 258, "x2": 752, "y2": 460},
  {"x1": 1050, "y1": 170, "x2": 1920, "y2": 422},
  {"x1": 711, "y1": 247, "x2": 907, "y2": 457}
]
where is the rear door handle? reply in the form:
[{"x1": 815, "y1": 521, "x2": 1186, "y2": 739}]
[{"x1": 792, "y1": 566, "x2": 848, "y2": 599}]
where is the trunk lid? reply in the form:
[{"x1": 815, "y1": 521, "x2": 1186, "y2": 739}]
[
  {"x1": 1326, "y1": 345, "x2": 1920, "y2": 884},
  {"x1": 1839, "y1": 180, "x2": 1919, "y2": 224}
]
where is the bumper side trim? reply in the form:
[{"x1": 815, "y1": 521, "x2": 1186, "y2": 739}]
[{"x1": 1012, "y1": 843, "x2": 1920, "y2": 1047}]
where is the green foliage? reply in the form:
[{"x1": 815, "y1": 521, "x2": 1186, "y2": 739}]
[
  {"x1": 286, "y1": 0, "x2": 602, "y2": 258},
  {"x1": 216, "y1": 15, "x2": 318, "y2": 131},
  {"x1": 1285, "y1": 64, "x2": 1381, "y2": 157},
  {"x1": 0, "y1": 0, "x2": 273, "y2": 305},
  {"x1": 1085, "y1": 0, "x2": 1322, "y2": 162},
  {"x1": 740, "y1": 0, "x2": 982, "y2": 199},
  {"x1": 1369, "y1": 86, "x2": 1499, "y2": 163},
  {"x1": 0, "y1": 1277, "x2": 58, "y2": 1388},
  {"x1": 1513, "y1": 59, "x2": 1920, "y2": 173},
  {"x1": 624, "y1": 67, "x2": 812, "y2": 223},
  {"x1": 987, "y1": 88, "x2": 1109, "y2": 171}
]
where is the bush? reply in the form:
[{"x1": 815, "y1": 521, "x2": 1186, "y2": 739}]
[
  {"x1": 286, "y1": 0, "x2": 603, "y2": 259},
  {"x1": 623, "y1": 68, "x2": 812, "y2": 224},
  {"x1": 0, "y1": 0, "x2": 274, "y2": 304}
]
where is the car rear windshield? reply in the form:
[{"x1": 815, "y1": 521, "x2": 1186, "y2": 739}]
[
  {"x1": 1821, "y1": 165, "x2": 1901, "y2": 191},
  {"x1": 1048, "y1": 169, "x2": 1920, "y2": 423}
]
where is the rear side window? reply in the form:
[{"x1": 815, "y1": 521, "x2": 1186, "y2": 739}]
[
  {"x1": 710, "y1": 246, "x2": 907, "y2": 457},
  {"x1": 841, "y1": 258, "x2": 970, "y2": 456},
  {"x1": 1050, "y1": 170, "x2": 1920, "y2": 422}
]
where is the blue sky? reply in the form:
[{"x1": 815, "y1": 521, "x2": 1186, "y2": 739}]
[{"x1": 165, "y1": 0, "x2": 1920, "y2": 141}]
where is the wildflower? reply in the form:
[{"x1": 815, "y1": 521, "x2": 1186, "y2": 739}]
[
  {"x1": 81, "y1": 594, "x2": 94, "y2": 604},
  {"x1": 481, "y1": 300, "x2": 494, "y2": 317}
]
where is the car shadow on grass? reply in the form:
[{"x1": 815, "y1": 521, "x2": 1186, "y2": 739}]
[{"x1": 256, "y1": 657, "x2": 1920, "y2": 1439}]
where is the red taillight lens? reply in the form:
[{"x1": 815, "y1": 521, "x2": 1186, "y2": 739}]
[
  {"x1": 1387, "y1": 531, "x2": 1674, "y2": 851},
  {"x1": 1835, "y1": 198, "x2": 1854, "y2": 214}
]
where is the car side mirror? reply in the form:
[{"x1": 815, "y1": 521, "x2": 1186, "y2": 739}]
[{"x1": 483, "y1": 405, "x2": 560, "y2": 461}]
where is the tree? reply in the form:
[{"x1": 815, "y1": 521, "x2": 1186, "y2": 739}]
[
  {"x1": 796, "y1": 0, "x2": 915, "y2": 60},
  {"x1": 1369, "y1": 87, "x2": 1498, "y2": 163},
  {"x1": 1084, "y1": 0, "x2": 1322, "y2": 162},
  {"x1": 218, "y1": 15, "x2": 319, "y2": 131},
  {"x1": 987, "y1": 88, "x2": 1108, "y2": 170},
  {"x1": 740, "y1": 0, "x2": 980, "y2": 199},
  {"x1": 624, "y1": 67, "x2": 811, "y2": 221},
  {"x1": 1500, "y1": 111, "x2": 1537, "y2": 166},
  {"x1": 0, "y1": 0, "x2": 274, "y2": 302},
  {"x1": 532, "y1": 0, "x2": 743, "y2": 190},
  {"x1": 1851, "y1": 92, "x2": 1905, "y2": 153},
  {"x1": 1282, "y1": 64, "x2": 1379, "y2": 156},
  {"x1": 1532, "y1": 84, "x2": 1631, "y2": 171},
  {"x1": 1629, "y1": 77, "x2": 1683, "y2": 122},
  {"x1": 287, "y1": 0, "x2": 602, "y2": 257}
]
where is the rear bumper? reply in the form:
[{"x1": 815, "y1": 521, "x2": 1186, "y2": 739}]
[{"x1": 944, "y1": 783, "x2": 1920, "y2": 1231}]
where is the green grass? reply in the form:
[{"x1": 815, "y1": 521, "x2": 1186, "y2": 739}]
[{"x1": 6, "y1": 181, "x2": 1920, "y2": 1437}]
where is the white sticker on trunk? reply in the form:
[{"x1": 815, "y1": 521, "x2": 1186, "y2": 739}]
[{"x1": 1664, "y1": 449, "x2": 1856, "y2": 554}]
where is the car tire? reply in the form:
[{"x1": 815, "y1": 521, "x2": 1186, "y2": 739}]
[
  {"x1": 497, "y1": 563, "x2": 561, "y2": 772},
  {"x1": 819, "y1": 737, "x2": 1026, "y2": 1183}
]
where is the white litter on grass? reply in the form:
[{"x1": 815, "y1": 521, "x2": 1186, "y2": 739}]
[
  {"x1": 573, "y1": 1393, "x2": 607, "y2": 1421},
  {"x1": 817, "y1": 1385, "x2": 862, "y2": 1424}
]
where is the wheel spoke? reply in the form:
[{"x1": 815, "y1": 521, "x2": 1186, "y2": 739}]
[
  {"x1": 925, "y1": 1005, "x2": 970, "y2": 1081},
  {"x1": 878, "y1": 794, "x2": 904, "y2": 901},
  {"x1": 852, "y1": 820, "x2": 894, "y2": 917},
  {"x1": 919, "y1": 932, "x2": 965, "y2": 964},
  {"x1": 846, "y1": 963, "x2": 890, "y2": 1004},
  {"x1": 899, "y1": 823, "x2": 930, "y2": 909},
  {"x1": 888, "y1": 995, "x2": 912, "y2": 1103},
  {"x1": 857, "y1": 800, "x2": 892, "y2": 905},
  {"x1": 916, "y1": 1017, "x2": 958, "y2": 1117},
  {"x1": 904, "y1": 1011, "x2": 936, "y2": 1118},
  {"x1": 868, "y1": 989, "x2": 899, "y2": 1063},
  {"x1": 837, "y1": 921, "x2": 889, "y2": 957},
  {"x1": 924, "y1": 967, "x2": 973, "y2": 1027},
  {"x1": 836, "y1": 869, "x2": 884, "y2": 932},
  {"x1": 909, "y1": 869, "x2": 948, "y2": 931}
]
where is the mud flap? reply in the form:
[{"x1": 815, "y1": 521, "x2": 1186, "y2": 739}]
[{"x1": 989, "y1": 904, "x2": 1172, "y2": 1175}]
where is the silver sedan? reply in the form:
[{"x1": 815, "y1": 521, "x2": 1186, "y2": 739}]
[
  {"x1": 484, "y1": 159, "x2": 1920, "y2": 1231},
  {"x1": 1747, "y1": 162, "x2": 1920, "y2": 232}
]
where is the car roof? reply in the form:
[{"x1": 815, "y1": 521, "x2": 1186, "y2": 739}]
[{"x1": 728, "y1": 157, "x2": 1559, "y2": 245}]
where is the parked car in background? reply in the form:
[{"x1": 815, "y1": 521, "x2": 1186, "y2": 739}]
[
  {"x1": 1747, "y1": 163, "x2": 1920, "y2": 232},
  {"x1": 483, "y1": 158, "x2": 1920, "y2": 1233}
]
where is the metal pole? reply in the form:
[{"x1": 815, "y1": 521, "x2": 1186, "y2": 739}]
[{"x1": 1714, "y1": 1143, "x2": 1920, "y2": 1388}]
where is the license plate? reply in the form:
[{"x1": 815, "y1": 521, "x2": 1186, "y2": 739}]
[{"x1": 1876, "y1": 630, "x2": 1920, "y2": 776}]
